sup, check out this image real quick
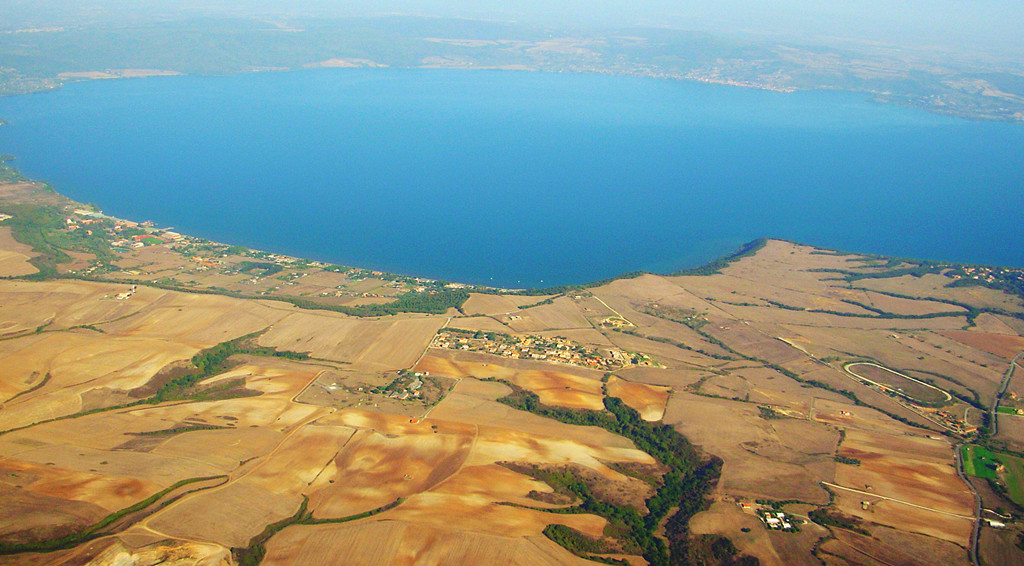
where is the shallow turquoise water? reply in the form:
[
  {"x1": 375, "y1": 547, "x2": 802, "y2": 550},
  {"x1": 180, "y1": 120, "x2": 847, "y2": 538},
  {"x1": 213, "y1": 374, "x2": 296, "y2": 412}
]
[{"x1": 0, "y1": 69, "x2": 1021, "y2": 286}]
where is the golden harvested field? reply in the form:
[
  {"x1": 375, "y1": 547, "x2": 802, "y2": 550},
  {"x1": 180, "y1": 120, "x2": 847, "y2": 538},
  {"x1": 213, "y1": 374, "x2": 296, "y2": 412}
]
[
  {"x1": 448, "y1": 315, "x2": 516, "y2": 334},
  {"x1": 832, "y1": 429, "x2": 974, "y2": 544},
  {"x1": 426, "y1": 378, "x2": 636, "y2": 449},
  {"x1": 0, "y1": 333, "x2": 198, "y2": 428},
  {"x1": 506, "y1": 296, "x2": 592, "y2": 332},
  {"x1": 830, "y1": 489, "x2": 973, "y2": 546},
  {"x1": 536, "y1": 328, "x2": 615, "y2": 347},
  {"x1": 416, "y1": 352, "x2": 605, "y2": 410},
  {"x1": 603, "y1": 330, "x2": 715, "y2": 368},
  {"x1": 308, "y1": 424, "x2": 474, "y2": 517},
  {"x1": 99, "y1": 292, "x2": 289, "y2": 345},
  {"x1": 263, "y1": 520, "x2": 599, "y2": 566},
  {"x1": 859, "y1": 274, "x2": 1024, "y2": 314},
  {"x1": 462, "y1": 293, "x2": 557, "y2": 315},
  {"x1": 0, "y1": 279, "x2": 152, "y2": 336},
  {"x1": 664, "y1": 393, "x2": 837, "y2": 503},
  {"x1": 259, "y1": 312, "x2": 444, "y2": 369},
  {"x1": 605, "y1": 375, "x2": 670, "y2": 421},
  {"x1": 689, "y1": 501, "x2": 830, "y2": 566},
  {"x1": 144, "y1": 481, "x2": 302, "y2": 548},
  {"x1": 976, "y1": 312, "x2": 1024, "y2": 335},
  {"x1": 941, "y1": 330, "x2": 1024, "y2": 359},
  {"x1": 784, "y1": 326, "x2": 1005, "y2": 404},
  {"x1": 822, "y1": 528, "x2": 966, "y2": 566},
  {"x1": 350, "y1": 316, "x2": 447, "y2": 371},
  {"x1": 859, "y1": 290, "x2": 966, "y2": 316},
  {"x1": 0, "y1": 226, "x2": 36, "y2": 277}
]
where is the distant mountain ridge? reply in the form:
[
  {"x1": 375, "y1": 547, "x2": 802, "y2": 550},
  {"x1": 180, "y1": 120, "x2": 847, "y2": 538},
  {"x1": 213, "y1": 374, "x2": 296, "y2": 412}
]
[{"x1": 1, "y1": 15, "x2": 1022, "y2": 122}]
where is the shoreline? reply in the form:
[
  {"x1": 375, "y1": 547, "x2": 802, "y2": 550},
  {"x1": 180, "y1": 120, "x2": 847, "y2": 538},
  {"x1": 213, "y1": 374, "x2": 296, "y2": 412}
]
[
  {"x1": 2, "y1": 62, "x2": 1022, "y2": 125},
  {"x1": 1, "y1": 177, "x2": 1022, "y2": 320}
]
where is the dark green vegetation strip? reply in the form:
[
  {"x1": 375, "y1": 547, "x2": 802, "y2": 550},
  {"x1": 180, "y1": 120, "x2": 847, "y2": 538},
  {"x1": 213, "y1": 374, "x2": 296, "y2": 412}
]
[
  {"x1": 764, "y1": 298, "x2": 966, "y2": 322},
  {"x1": 148, "y1": 331, "x2": 308, "y2": 404},
  {"x1": 232, "y1": 497, "x2": 403, "y2": 566},
  {"x1": 233, "y1": 497, "x2": 311, "y2": 566},
  {"x1": 495, "y1": 380, "x2": 752, "y2": 566},
  {"x1": 0, "y1": 331, "x2": 309, "y2": 436},
  {"x1": 129, "y1": 423, "x2": 230, "y2": 436},
  {"x1": 3, "y1": 372, "x2": 51, "y2": 403},
  {"x1": 810, "y1": 266, "x2": 1024, "y2": 323},
  {"x1": 807, "y1": 508, "x2": 869, "y2": 536},
  {"x1": 542, "y1": 525, "x2": 627, "y2": 565},
  {"x1": 670, "y1": 239, "x2": 767, "y2": 277},
  {"x1": 641, "y1": 306, "x2": 933, "y2": 431},
  {"x1": 0, "y1": 475, "x2": 226, "y2": 555}
]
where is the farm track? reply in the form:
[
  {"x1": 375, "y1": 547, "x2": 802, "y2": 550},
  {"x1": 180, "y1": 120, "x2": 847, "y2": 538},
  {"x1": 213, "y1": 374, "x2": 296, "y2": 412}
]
[
  {"x1": 821, "y1": 481, "x2": 975, "y2": 520},
  {"x1": 135, "y1": 370, "x2": 334, "y2": 545},
  {"x1": 590, "y1": 293, "x2": 635, "y2": 327}
]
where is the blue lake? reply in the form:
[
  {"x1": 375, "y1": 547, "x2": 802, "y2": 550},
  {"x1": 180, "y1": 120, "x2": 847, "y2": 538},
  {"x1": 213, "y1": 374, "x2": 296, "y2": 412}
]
[{"x1": 0, "y1": 69, "x2": 1021, "y2": 287}]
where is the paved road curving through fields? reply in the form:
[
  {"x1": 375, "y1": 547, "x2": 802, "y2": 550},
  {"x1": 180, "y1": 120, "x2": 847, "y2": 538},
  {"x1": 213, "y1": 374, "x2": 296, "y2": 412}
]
[
  {"x1": 958, "y1": 350, "x2": 1023, "y2": 566},
  {"x1": 989, "y1": 350, "x2": 1024, "y2": 437}
]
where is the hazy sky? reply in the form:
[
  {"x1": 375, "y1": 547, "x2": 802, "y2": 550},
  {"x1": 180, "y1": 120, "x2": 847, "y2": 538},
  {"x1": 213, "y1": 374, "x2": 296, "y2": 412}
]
[{"x1": 4, "y1": 1, "x2": 1023, "y2": 57}]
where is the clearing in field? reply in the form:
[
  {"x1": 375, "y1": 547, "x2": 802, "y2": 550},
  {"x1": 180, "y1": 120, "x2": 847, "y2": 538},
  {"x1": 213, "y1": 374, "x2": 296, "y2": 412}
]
[{"x1": 295, "y1": 369, "x2": 457, "y2": 417}]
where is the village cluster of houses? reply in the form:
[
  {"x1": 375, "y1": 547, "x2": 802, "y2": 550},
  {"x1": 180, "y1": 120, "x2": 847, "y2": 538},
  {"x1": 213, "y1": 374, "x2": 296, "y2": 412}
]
[
  {"x1": 431, "y1": 330, "x2": 651, "y2": 370},
  {"x1": 64, "y1": 208, "x2": 185, "y2": 250},
  {"x1": 949, "y1": 265, "x2": 1024, "y2": 286}
]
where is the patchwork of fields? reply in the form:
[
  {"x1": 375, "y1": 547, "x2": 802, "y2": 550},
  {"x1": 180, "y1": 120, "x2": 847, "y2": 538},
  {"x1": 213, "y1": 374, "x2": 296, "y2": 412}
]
[{"x1": 1, "y1": 189, "x2": 1023, "y2": 566}]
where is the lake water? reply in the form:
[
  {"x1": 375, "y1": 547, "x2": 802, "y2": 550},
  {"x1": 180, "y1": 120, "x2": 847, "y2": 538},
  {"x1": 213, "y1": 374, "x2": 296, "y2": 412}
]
[{"x1": 0, "y1": 69, "x2": 1021, "y2": 287}]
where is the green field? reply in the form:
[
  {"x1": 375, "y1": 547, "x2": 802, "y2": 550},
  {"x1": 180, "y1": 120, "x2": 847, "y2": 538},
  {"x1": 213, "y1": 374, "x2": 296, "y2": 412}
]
[
  {"x1": 962, "y1": 445, "x2": 1001, "y2": 479},
  {"x1": 962, "y1": 445, "x2": 1024, "y2": 506},
  {"x1": 997, "y1": 406, "x2": 1021, "y2": 415},
  {"x1": 998, "y1": 453, "x2": 1024, "y2": 506}
]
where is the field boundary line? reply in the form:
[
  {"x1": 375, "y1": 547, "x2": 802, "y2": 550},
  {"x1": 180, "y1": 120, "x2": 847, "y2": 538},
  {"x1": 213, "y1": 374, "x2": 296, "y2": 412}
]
[
  {"x1": 821, "y1": 481, "x2": 974, "y2": 520},
  {"x1": 591, "y1": 294, "x2": 635, "y2": 327},
  {"x1": 411, "y1": 317, "x2": 450, "y2": 371}
]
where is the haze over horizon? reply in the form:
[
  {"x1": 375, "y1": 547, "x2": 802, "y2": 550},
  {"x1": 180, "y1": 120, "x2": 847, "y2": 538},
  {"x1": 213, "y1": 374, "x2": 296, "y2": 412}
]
[{"x1": 3, "y1": 0, "x2": 1024, "y2": 60}]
